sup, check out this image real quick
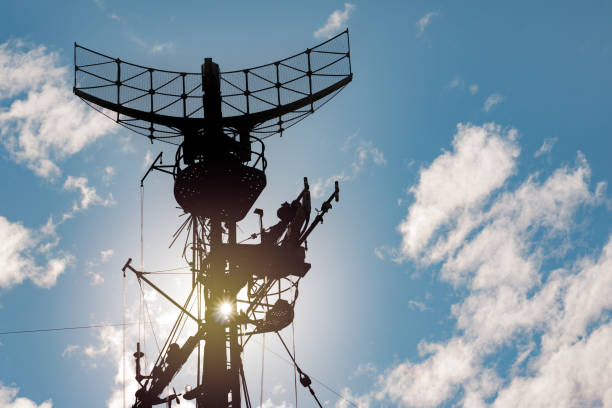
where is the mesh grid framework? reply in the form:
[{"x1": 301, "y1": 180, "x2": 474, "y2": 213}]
[{"x1": 74, "y1": 30, "x2": 352, "y2": 142}]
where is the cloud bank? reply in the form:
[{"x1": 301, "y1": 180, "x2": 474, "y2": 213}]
[
  {"x1": 0, "y1": 382, "x2": 53, "y2": 407},
  {"x1": 358, "y1": 123, "x2": 611, "y2": 407},
  {"x1": 0, "y1": 216, "x2": 73, "y2": 289},
  {"x1": 0, "y1": 39, "x2": 116, "y2": 178}
]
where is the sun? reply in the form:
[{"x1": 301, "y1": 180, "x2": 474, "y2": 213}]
[
  {"x1": 219, "y1": 302, "x2": 232, "y2": 318},
  {"x1": 213, "y1": 301, "x2": 233, "y2": 323}
]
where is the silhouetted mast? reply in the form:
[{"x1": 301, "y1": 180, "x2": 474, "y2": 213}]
[{"x1": 74, "y1": 30, "x2": 352, "y2": 408}]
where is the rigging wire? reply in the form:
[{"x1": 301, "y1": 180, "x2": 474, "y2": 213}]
[
  {"x1": 0, "y1": 322, "x2": 136, "y2": 336},
  {"x1": 139, "y1": 281, "x2": 146, "y2": 369},
  {"x1": 143, "y1": 266, "x2": 191, "y2": 273},
  {"x1": 292, "y1": 319, "x2": 298, "y2": 408},
  {"x1": 275, "y1": 333, "x2": 322, "y2": 408},
  {"x1": 139, "y1": 185, "x2": 145, "y2": 369},
  {"x1": 137, "y1": 280, "x2": 161, "y2": 354},
  {"x1": 122, "y1": 266, "x2": 127, "y2": 408},
  {"x1": 251, "y1": 334, "x2": 360, "y2": 408},
  {"x1": 260, "y1": 333, "x2": 265, "y2": 408},
  {"x1": 240, "y1": 359, "x2": 253, "y2": 408}
]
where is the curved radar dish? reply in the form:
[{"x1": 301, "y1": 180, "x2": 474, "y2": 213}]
[{"x1": 73, "y1": 29, "x2": 352, "y2": 144}]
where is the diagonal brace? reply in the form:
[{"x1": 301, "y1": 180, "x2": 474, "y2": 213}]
[{"x1": 122, "y1": 258, "x2": 200, "y2": 324}]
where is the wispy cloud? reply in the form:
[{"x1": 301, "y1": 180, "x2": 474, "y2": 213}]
[
  {"x1": 349, "y1": 362, "x2": 377, "y2": 380},
  {"x1": 102, "y1": 166, "x2": 115, "y2": 184},
  {"x1": 272, "y1": 384, "x2": 286, "y2": 395},
  {"x1": 314, "y1": 3, "x2": 355, "y2": 39},
  {"x1": 92, "y1": 0, "x2": 121, "y2": 22},
  {"x1": 448, "y1": 77, "x2": 463, "y2": 89},
  {"x1": 100, "y1": 248, "x2": 114, "y2": 262},
  {"x1": 258, "y1": 398, "x2": 292, "y2": 408},
  {"x1": 534, "y1": 136, "x2": 558, "y2": 157},
  {"x1": 128, "y1": 35, "x2": 147, "y2": 49},
  {"x1": 143, "y1": 150, "x2": 153, "y2": 169},
  {"x1": 84, "y1": 249, "x2": 113, "y2": 285},
  {"x1": 311, "y1": 130, "x2": 386, "y2": 199},
  {"x1": 416, "y1": 12, "x2": 437, "y2": 37},
  {"x1": 483, "y1": 93, "x2": 504, "y2": 112},
  {"x1": 407, "y1": 299, "x2": 431, "y2": 312},
  {"x1": 150, "y1": 42, "x2": 175, "y2": 55},
  {"x1": 128, "y1": 34, "x2": 175, "y2": 55},
  {"x1": 63, "y1": 176, "x2": 115, "y2": 214},
  {"x1": 448, "y1": 77, "x2": 478, "y2": 95},
  {"x1": 87, "y1": 271, "x2": 104, "y2": 285},
  {"x1": 62, "y1": 344, "x2": 80, "y2": 358}
]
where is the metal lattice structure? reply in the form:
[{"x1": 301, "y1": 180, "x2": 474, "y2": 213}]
[
  {"x1": 74, "y1": 30, "x2": 351, "y2": 143},
  {"x1": 75, "y1": 30, "x2": 352, "y2": 408}
]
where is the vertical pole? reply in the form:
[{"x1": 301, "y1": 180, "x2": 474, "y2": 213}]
[
  {"x1": 199, "y1": 58, "x2": 241, "y2": 408},
  {"x1": 193, "y1": 216, "x2": 201, "y2": 394},
  {"x1": 227, "y1": 221, "x2": 241, "y2": 408},
  {"x1": 116, "y1": 58, "x2": 121, "y2": 122},
  {"x1": 202, "y1": 217, "x2": 229, "y2": 408}
]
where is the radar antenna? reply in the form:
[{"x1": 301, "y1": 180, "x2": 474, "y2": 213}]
[{"x1": 74, "y1": 29, "x2": 352, "y2": 408}]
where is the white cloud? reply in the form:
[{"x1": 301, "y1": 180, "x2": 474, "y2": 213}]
[
  {"x1": 407, "y1": 299, "x2": 430, "y2": 312},
  {"x1": 150, "y1": 42, "x2": 175, "y2": 55},
  {"x1": 0, "y1": 216, "x2": 73, "y2": 289},
  {"x1": 76, "y1": 324, "x2": 142, "y2": 408},
  {"x1": 143, "y1": 150, "x2": 153, "y2": 169},
  {"x1": 100, "y1": 249, "x2": 114, "y2": 262},
  {"x1": 314, "y1": 3, "x2": 355, "y2": 39},
  {"x1": 74, "y1": 278, "x2": 200, "y2": 408},
  {"x1": 63, "y1": 176, "x2": 115, "y2": 214},
  {"x1": 311, "y1": 132, "x2": 385, "y2": 199},
  {"x1": 128, "y1": 35, "x2": 147, "y2": 49},
  {"x1": 416, "y1": 12, "x2": 437, "y2": 37},
  {"x1": 272, "y1": 383, "x2": 286, "y2": 395},
  {"x1": 62, "y1": 344, "x2": 80, "y2": 358},
  {"x1": 350, "y1": 362, "x2": 377, "y2": 379},
  {"x1": 0, "y1": 40, "x2": 117, "y2": 178},
  {"x1": 0, "y1": 383, "x2": 53, "y2": 408},
  {"x1": 102, "y1": 166, "x2": 115, "y2": 184},
  {"x1": 448, "y1": 77, "x2": 463, "y2": 89},
  {"x1": 448, "y1": 78, "x2": 478, "y2": 96},
  {"x1": 40, "y1": 216, "x2": 57, "y2": 236},
  {"x1": 534, "y1": 137, "x2": 558, "y2": 158},
  {"x1": 376, "y1": 338, "x2": 478, "y2": 407},
  {"x1": 353, "y1": 123, "x2": 612, "y2": 407},
  {"x1": 483, "y1": 93, "x2": 504, "y2": 112},
  {"x1": 87, "y1": 271, "x2": 104, "y2": 285},
  {"x1": 336, "y1": 387, "x2": 373, "y2": 408},
  {"x1": 398, "y1": 123, "x2": 519, "y2": 260},
  {"x1": 258, "y1": 398, "x2": 292, "y2": 408}
]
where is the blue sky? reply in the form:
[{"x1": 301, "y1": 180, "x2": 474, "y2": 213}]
[{"x1": 1, "y1": 1, "x2": 611, "y2": 407}]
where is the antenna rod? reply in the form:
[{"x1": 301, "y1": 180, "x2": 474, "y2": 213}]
[{"x1": 298, "y1": 181, "x2": 340, "y2": 245}]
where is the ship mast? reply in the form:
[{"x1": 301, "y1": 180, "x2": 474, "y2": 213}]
[{"x1": 74, "y1": 30, "x2": 352, "y2": 408}]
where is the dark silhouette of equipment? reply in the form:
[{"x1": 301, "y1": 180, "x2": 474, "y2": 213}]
[{"x1": 75, "y1": 29, "x2": 352, "y2": 408}]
